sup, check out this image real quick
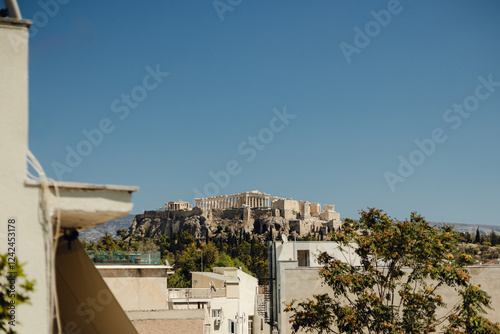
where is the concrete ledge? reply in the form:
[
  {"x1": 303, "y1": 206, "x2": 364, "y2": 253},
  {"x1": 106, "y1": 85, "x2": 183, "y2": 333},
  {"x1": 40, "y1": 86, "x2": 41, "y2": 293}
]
[
  {"x1": 97, "y1": 265, "x2": 173, "y2": 277},
  {"x1": 25, "y1": 180, "x2": 138, "y2": 230},
  {"x1": 128, "y1": 309, "x2": 205, "y2": 321},
  {"x1": 0, "y1": 17, "x2": 32, "y2": 28}
]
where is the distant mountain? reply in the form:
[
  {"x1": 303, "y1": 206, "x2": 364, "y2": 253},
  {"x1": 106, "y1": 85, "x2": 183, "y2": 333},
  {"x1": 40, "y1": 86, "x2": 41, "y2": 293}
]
[
  {"x1": 429, "y1": 222, "x2": 500, "y2": 235},
  {"x1": 78, "y1": 214, "x2": 135, "y2": 242},
  {"x1": 341, "y1": 218, "x2": 500, "y2": 236}
]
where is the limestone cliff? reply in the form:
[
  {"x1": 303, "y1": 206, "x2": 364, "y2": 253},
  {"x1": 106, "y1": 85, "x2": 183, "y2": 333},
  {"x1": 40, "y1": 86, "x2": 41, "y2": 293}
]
[{"x1": 128, "y1": 206, "x2": 337, "y2": 240}]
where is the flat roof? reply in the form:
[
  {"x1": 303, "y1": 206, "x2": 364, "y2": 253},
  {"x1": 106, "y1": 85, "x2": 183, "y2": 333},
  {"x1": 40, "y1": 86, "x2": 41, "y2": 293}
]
[
  {"x1": 96, "y1": 265, "x2": 172, "y2": 270},
  {"x1": 191, "y1": 271, "x2": 239, "y2": 283},
  {"x1": 26, "y1": 179, "x2": 139, "y2": 192}
]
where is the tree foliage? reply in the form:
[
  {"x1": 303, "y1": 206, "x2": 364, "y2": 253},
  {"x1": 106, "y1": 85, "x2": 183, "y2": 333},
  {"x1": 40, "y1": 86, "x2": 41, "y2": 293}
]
[
  {"x1": 285, "y1": 208, "x2": 500, "y2": 334},
  {"x1": 84, "y1": 226, "x2": 270, "y2": 288},
  {"x1": 0, "y1": 254, "x2": 35, "y2": 334}
]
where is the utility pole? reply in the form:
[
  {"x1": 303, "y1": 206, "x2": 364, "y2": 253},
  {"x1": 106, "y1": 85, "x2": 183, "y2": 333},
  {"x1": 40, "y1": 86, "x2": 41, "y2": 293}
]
[{"x1": 268, "y1": 225, "x2": 278, "y2": 333}]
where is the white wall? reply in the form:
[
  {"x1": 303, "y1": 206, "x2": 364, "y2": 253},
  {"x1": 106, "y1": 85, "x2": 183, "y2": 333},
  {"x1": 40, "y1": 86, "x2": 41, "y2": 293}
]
[{"x1": 0, "y1": 18, "x2": 52, "y2": 334}]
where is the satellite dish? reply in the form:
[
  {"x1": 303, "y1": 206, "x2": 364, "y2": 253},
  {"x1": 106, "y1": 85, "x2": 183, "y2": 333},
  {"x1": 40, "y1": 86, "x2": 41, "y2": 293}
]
[{"x1": 281, "y1": 234, "x2": 288, "y2": 243}]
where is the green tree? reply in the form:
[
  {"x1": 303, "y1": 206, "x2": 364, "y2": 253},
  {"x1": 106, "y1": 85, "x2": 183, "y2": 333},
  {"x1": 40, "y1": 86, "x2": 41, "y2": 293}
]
[
  {"x1": 169, "y1": 243, "x2": 202, "y2": 288},
  {"x1": 201, "y1": 241, "x2": 219, "y2": 269},
  {"x1": 489, "y1": 230, "x2": 498, "y2": 246},
  {"x1": 96, "y1": 235, "x2": 122, "y2": 251},
  {"x1": 215, "y1": 252, "x2": 235, "y2": 268},
  {"x1": 80, "y1": 238, "x2": 97, "y2": 251},
  {"x1": 116, "y1": 229, "x2": 128, "y2": 240},
  {"x1": 475, "y1": 227, "x2": 482, "y2": 244},
  {"x1": 1, "y1": 254, "x2": 35, "y2": 334},
  {"x1": 137, "y1": 238, "x2": 160, "y2": 251},
  {"x1": 285, "y1": 208, "x2": 500, "y2": 334}
]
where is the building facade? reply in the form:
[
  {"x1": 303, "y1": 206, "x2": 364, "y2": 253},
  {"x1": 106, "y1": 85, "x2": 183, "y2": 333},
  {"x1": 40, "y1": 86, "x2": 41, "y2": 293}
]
[
  {"x1": 270, "y1": 241, "x2": 500, "y2": 334},
  {"x1": 1, "y1": 5, "x2": 139, "y2": 333},
  {"x1": 168, "y1": 267, "x2": 260, "y2": 334}
]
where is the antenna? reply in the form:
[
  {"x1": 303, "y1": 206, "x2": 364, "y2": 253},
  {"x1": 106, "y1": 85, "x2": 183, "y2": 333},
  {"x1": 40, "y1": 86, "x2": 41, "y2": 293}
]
[{"x1": 4, "y1": 0, "x2": 22, "y2": 19}]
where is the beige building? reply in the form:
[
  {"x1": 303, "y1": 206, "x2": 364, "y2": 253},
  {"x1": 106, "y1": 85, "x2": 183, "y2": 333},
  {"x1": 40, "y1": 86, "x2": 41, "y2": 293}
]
[
  {"x1": 97, "y1": 264, "x2": 173, "y2": 312},
  {"x1": 271, "y1": 240, "x2": 500, "y2": 334},
  {"x1": 0, "y1": 4, "x2": 139, "y2": 333}
]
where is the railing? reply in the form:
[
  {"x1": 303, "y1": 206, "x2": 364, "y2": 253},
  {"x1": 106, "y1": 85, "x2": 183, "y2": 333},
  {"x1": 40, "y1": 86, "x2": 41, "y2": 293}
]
[
  {"x1": 168, "y1": 288, "x2": 226, "y2": 300},
  {"x1": 257, "y1": 285, "x2": 270, "y2": 322},
  {"x1": 86, "y1": 251, "x2": 162, "y2": 265}
]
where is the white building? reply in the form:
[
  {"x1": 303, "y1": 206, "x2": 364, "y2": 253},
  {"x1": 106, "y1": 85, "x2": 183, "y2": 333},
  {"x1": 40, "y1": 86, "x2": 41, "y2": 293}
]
[
  {"x1": 270, "y1": 241, "x2": 359, "y2": 334},
  {"x1": 168, "y1": 267, "x2": 259, "y2": 334},
  {"x1": 0, "y1": 2, "x2": 139, "y2": 333}
]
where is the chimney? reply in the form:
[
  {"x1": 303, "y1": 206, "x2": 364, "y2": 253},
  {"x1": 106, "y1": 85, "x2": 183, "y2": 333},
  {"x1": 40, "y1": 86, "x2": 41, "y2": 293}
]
[{"x1": 0, "y1": 5, "x2": 31, "y2": 186}]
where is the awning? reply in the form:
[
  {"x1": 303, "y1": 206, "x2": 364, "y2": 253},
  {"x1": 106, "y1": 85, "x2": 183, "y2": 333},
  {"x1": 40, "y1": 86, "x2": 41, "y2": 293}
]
[{"x1": 55, "y1": 237, "x2": 138, "y2": 333}]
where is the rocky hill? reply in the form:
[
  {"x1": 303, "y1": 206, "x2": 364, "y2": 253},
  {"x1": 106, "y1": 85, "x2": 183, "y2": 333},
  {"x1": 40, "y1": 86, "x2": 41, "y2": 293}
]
[
  {"x1": 79, "y1": 212, "x2": 500, "y2": 243},
  {"x1": 127, "y1": 207, "x2": 290, "y2": 240}
]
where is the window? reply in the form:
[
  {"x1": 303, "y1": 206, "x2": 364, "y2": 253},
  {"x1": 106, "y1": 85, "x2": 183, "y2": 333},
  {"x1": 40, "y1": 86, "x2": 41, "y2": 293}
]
[
  {"x1": 212, "y1": 309, "x2": 222, "y2": 318},
  {"x1": 248, "y1": 316, "x2": 253, "y2": 334},
  {"x1": 297, "y1": 250, "x2": 310, "y2": 267},
  {"x1": 229, "y1": 320, "x2": 237, "y2": 334}
]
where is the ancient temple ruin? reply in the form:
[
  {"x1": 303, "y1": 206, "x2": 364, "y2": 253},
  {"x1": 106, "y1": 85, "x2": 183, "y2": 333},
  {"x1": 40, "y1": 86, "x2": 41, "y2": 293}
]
[
  {"x1": 193, "y1": 190, "x2": 342, "y2": 235},
  {"x1": 195, "y1": 190, "x2": 271, "y2": 209}
]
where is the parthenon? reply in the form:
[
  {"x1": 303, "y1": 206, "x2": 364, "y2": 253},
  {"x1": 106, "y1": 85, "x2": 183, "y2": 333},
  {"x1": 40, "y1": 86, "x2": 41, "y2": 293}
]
[{"x1": 195, "y1": 190, "x2": 271, "y2": 210}]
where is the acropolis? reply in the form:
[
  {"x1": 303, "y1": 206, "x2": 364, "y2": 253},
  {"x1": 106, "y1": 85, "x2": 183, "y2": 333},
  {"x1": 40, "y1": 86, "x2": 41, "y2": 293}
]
[
  {"x1": 135, "y1": 191, "x2": 342, "y2": 238},
  {"x1": 195, "y1": 190, "x2": 340, "y2": 224}
]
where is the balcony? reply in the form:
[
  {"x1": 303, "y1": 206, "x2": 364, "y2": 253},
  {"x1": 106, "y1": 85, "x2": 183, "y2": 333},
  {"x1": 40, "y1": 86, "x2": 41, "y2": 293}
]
[
  {"x1": 168, "y1": 288, "x2": 227, "y2": 300},
  {"x1": 86, "y1": 251, "x2": 162, "y2": 265}
]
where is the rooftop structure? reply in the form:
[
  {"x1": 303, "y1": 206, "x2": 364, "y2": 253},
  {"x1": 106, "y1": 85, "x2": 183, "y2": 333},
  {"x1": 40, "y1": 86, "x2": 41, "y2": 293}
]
[{"x1": 0, "y1": 4, "x2": 139, "y2": 333}]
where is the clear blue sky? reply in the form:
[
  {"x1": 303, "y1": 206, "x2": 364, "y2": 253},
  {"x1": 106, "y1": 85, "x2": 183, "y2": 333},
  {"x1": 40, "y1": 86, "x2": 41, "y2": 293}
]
[{"x1": 22, "y1": 1, "x2": 500, "y2": 225}]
